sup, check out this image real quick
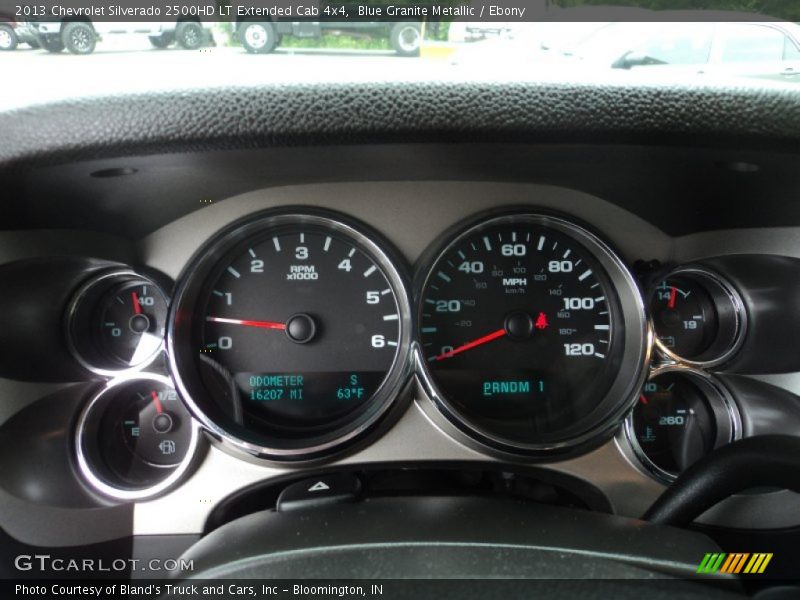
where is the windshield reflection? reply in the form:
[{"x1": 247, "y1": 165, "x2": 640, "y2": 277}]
[{"x1": 2, "y1": 15, "x2": 799, "y2": 110}]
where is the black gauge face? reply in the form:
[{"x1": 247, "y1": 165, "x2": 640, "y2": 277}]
[
  {"x1": 168, "y1": 213, "x2": 410, "y2": 458},
  {"x1": 97, "y1": 281, "x2": 168, "y2": 368},
  {"x1": 418, "y1": 217, "x2": 627, "y2": 449},
  {"x1": 650, "y1": 277, "x2": 718, "y2": 359},
  {"x1": 631, "y1": 373, "x2": 717, "y2": 476},
  {"x1": 67, "y1": 271, "x2": 169, "y2": 374},
  {"x1": 78, "y1": 378, "x2": 196, "y2": 497},
  {"x1": 117, "y1": 386, "x2": 192, "y2": 467}
]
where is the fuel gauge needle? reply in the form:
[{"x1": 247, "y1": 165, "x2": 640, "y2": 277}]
[
  {"x1": 205, "y1": 316, "x2": 286, "y2": 330},
  {"x1": 150, "y1": 390, "x2": 164, "y2": 414}
]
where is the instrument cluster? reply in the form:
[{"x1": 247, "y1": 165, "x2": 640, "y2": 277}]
[{"x1": 61, "y1": 206, "x2": 775, "y2": 501}]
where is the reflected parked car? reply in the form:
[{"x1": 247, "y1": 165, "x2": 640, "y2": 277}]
[
  {"x1": 552, "y1": 17, "x2": 800, "y2": 80},
  {"x1": 234, "y1": 20, "x2": 422, "y2": 56},
  {"x1": 26, "y1": 20, "x2": 214, "y2": 54},
  {"x1": 0, "y1": 13, "x2": 39, "y2": 51}
]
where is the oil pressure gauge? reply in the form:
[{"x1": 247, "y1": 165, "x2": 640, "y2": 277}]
[{"x1": 66, "y1": 269, "x2": 169, "y2": 376}]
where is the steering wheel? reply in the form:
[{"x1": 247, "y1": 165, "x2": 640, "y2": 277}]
[
  {"x1": 644, "y1": 435, "x2": 800, "y2": 527},
  {"x1": 162, "y1": 435, "x2": 799, "y2": 594}
]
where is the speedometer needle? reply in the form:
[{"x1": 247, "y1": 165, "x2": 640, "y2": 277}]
[
  {"x1": 205, "y1": 316, "x2": 286, "y2": 330},
  {"x1": 434, "y1": 328, "x2": 506, "y2": 361}
]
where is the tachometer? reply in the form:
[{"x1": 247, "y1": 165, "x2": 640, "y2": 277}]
[
  {"x1": 415, "y1": 212, "x2": 649, "y2": 458},
  {"x1": 168, "y1": 210, "x2": 411, "y2": 461}
]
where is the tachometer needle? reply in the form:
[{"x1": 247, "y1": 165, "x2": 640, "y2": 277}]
[
  {"x1": 131, "y1": 291, "x2": 142, "y2": 315},
  {"x1": 435, "y1": 328, "x2": 507, "y2": 361},
  {"x1": 205, "y1": 316, "x2": 286, "y2": 330},
  {"x1": 150, "y1": 390, "x2": 164, "y2": 414}
]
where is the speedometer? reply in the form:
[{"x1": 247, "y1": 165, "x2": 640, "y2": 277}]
[
  {"x1": 415, "y1": 212, "x2": 649, "y2": 458},
  {"x1": 168, "y1": 210, "x2": 411, "y2": 461}
]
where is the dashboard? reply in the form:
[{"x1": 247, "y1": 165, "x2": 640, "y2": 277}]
[
  {"x1": 3, "y1": 178, "x2": 800, "y2": 543},
  {"x1": 2, "y1": 80, "x2": 800, "y2": 585}
]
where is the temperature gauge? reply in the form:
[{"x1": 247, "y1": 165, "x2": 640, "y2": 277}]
[
  {"x1": 76, "y1": 374, "x2": 199, "y2": 500},
  {"x1": 648, "y1": 267, "x2": 746, "y2": 367},
  {"x1": 624, "y1": 368, "x2": 740, "y2": 482},
  {"x1": 66, "y1": 270, "x2": 169, "y2": 375}
]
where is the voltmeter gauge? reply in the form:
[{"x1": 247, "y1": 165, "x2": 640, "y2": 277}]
[
  {"x1": 651, "y1": 278, "x2": 718, "y2": 358},
  {"x1": 623, "y1": 368, "x2": 740, "y2": 483},
  {"x1": 66, "y1": 269, "x2": 169, "y2": 376},
  {"x1": 648, "y1": 267, "x2": 746, "y2": 368},
  {"x1": 76, "y1": 374, "x2": 200, "y2": 500}
]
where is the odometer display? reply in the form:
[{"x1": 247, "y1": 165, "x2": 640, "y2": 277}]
[
  {"x1": 416, "y1": 213, "x2": 647, "y2": 456},
  {"x1": 168, "y1": 212, "x2": 411, "y2": 460}
]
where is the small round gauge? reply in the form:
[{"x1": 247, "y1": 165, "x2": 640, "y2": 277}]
[
  {"x1": 97, "y1": 280, "x2": 167, "y2": 367},
  {"x1": 623, "y1": 368, "x2": 740, "y2": 482},
  {"x1": 76, "y1": 374, "x2": 199, "y2": 500},
  {"x1": 415, "y1": 212, "x2": 649, "y2": 458},
  {"x1": 167, "y1": 210, "x2": 412, "y2": 461},
  {"x1": 66, "y1": 270, "x2": 169, "y2": 376},
  {"x1": 649, "y1": 267, "x2": 746, "y2": 367},
  {"x1": 651, "y1": 277, "x2": 717, "y2": 358},
  {"x1": 117, "y1": 387, "x2": 192, "y2": 467}
]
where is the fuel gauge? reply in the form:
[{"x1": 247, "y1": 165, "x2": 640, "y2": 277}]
[
  {"x1": 119, "y1": 387, "x2": 192, "y2": 467},
  {"x1": 76, "y1": 374, "x2": 200, "y2": 500}
]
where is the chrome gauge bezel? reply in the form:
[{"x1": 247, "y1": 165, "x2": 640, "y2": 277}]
[
  {"x1": 620, "y1": 364, "x2": 742, "y2": 485},
  {"x1": 65, "y1": 268, "x2": 168, "y2": 377},
  {"x1": 648, "y1": 265, "x2": 747, "y2": 369},
  {"x1": 75, "y1": 373, "x2": 201, "y2": 501},
  {"x1": 166, "y1": 209, "x2": 413, "y2": 462},
  {"x1": 413, "y1": 210, "x2": 651, "y2": 459}
]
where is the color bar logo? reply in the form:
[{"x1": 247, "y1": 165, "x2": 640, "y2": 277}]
[{"x1": 697, "y1": 553, "x2": 773, "y2": 574}]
